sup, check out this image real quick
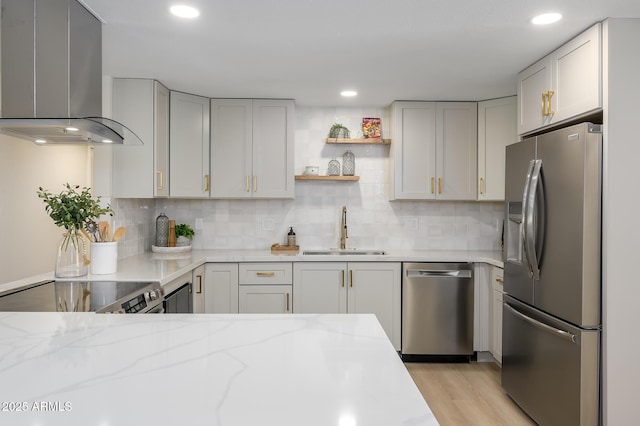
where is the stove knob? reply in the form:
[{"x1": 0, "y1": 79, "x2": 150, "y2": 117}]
[{"x1": 148, "y1": 290, "x2": 158, "y2": 301}]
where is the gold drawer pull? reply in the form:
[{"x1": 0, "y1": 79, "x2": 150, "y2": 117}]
[
  {"x1": 431, "y1": 177, "x2": 435, "y2": 194},
  {"x1": 256, "y1": 271, "x2": 275, "y2": 277},
  {"x1": 196, "y1": 274, "x2": 203, "y2": 294},
  {"x1": 341, "y1": 270, "x2": 345, "y2": 287},
  {"x1": 349, "y1": 270, "x2": 353, "y2": 287},
  {"x1": 496, "y1": 278, "x2": 504, "y2": 284},
  {"x1": 246, "y1": 176, "x2": 250, "y2": 192},
  {"x1": 438, "y1": 178, "x2": 442, "y2": 194},
  {"x1": 156, "y1": 170, "x2": 164, "y2": 190}
]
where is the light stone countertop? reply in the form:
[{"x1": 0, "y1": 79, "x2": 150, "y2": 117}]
[
  {"x1": 0, "y1": 312, "x2": 439, "y2": 426},
  {"x1": 0, "y1": 249, "x2": 503, "y2": 294}
]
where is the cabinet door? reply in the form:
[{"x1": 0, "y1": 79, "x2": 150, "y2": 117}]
[
  {"x1": 347, "y1": 263, "x2": 401, "y2": 350},
  {"x1": 204, "y1": 263, "x2": 239, "y2": 313},
  {"x1": 473, "y1": 263, "x2": 491, "y2": 352},
  {"x1": 477, "y1": 97, "x2": 517, "y2": 201},
  {"x1": 293, "y1": 262, "x2": 347, "y2": 314},
  {"x1": 112, "y1": 78, "x2": 155, "y2": 198},
  {"x1": 436, "y1": 102, "x2": 478, "y2": 200},
  {"x1": 169, "y1": 91, "x2": 210, "y2": 197},
  {"x1": 517, "y1": 57, "x2": 552, "y2": 135},
  {"x1": 389, "y1": 102, "x2": 437, "y2": 200},
  {"x1": 210, "y1": 99, "x2": 253, "y2": 198},
  {"x1": 239, "y1": 285, "x2": 292, "y2": 313},
  {"x1": 154, "y1": 81, "x2": 170, "y2": 197},
  {"x1": 551, "y1": 23, "x2": 602, "y2": 124},
  {"x1": 252, "y1": 100, "x2": 295, "y2": 198},
  {"x1": 490, "y1": 266, "x2": 504, "y2": 363},
  {"x1": 192, "y1": 264, "x2": 205, "y2": 313}
]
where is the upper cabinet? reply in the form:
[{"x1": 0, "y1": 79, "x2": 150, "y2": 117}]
[
  {"x1": 170, "y1": 91, "x2": 211, "y2": 198},
  {"x1": 112, "y1": 79, "x2": 170, "y2": 198},
  {"x1": 210, "y1": 99, "x2": 294, "y2": 198},
  {"x1": 389, "y1": 101, "x2": 477, "y2": 200},
  {"x1": 518, "y1": 23, "x2": 602, "y2": 135},
  {"x1": 477, "y1": 96, "x2": 517, "y2": 201}
]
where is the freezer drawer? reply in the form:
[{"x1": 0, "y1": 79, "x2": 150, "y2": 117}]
[
  {"x1": 502, "y1": 295, "x2": 600, "y2": 426},
  {"x1": 401, "y1": 263, "x2": 474, "y2": 357}
]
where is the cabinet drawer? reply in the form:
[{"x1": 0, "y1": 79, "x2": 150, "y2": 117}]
[
  {"x1": 491, "y1": 266, "x2": 504, "y2": 292},
  {"x1": 239, "y1": 263, "x2": 292, "y2": 285}
]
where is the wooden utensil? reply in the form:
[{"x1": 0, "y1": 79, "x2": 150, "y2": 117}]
[
  {"x1": 98, "y1": 221, "x2": 109, "y2": 242},
  {"x1": 112, "y1": 227, "x2": 126, "y2": 242},
  {"x1": 105, "y1": 222, "x2": 112, "y2": 242}
]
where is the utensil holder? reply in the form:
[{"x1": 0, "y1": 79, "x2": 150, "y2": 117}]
[{"x1": 90, "y1": 242, "x2": 118, "y2": 274}]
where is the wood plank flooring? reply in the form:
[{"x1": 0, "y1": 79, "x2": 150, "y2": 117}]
[{"x1": 405, "y1": 362, "x2": 537, "y2": 426}]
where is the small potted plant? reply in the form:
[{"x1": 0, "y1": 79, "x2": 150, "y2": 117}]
[
  {"x1": 175, "y1": 223, "x2": 195, "y2": 247},
  {"x1": 37, "y1": 183, "x2": 113, "y2": 278}
]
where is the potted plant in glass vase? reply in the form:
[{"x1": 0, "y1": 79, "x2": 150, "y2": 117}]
[{"x1": 37, "y1": 183, "x2": 113, "y2": 278}]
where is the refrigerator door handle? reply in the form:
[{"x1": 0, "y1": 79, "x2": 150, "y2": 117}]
[
  {"x1": 504, "y1": 302, "x2": 577, "y2": 344},
  {"x1": 524, "y1": 159, "x2": 543, "y2": 280},
  {"x1": 521, "y1": 160, "x2": 536, "y2": 277}
]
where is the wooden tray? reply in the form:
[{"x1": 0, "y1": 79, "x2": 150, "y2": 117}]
[{"x1": 271, "y1": 244, "x2": 299, "y2": 253}]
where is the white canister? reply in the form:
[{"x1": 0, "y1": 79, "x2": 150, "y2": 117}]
[{"x1": 90, "y1": 242, "x2": 118, "y2": 274}]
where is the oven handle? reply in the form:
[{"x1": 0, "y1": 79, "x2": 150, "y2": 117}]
[{"x1": 146, "y1": 303, "x2": 165, "y2": 314}]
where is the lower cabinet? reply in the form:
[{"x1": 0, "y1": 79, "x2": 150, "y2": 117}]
[
  {"x1": 293, "y1": 262, "x2": 401, "y2": 350},
  {"x1": 192, "y1": 264, "x2": 206, "y2": 313},
  {"x1": 489, "y1": 266, "x2": 504, "y2": 363},
  {"x1": 238, "y1": 263, "x2": 292, "y2": 314},
  {"x1": 203, "y1": 263, "x2": 239, "y2": 313}
]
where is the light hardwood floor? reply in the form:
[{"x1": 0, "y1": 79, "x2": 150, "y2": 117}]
[{"x1": 405, "y1": 362, "x2": 537, "y2": 426}]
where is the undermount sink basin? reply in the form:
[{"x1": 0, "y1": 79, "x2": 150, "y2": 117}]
[{"x1": 303, "y1": 249, "x2": 387, "y2": 256}]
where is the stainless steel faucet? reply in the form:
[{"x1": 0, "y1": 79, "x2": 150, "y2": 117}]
[{"x1": 339, "y1": 206, "x2": 348, "y2": 249}]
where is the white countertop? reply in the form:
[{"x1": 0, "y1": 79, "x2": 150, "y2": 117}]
[
  {"x1": 0, "y1": 249, "x2": 503, "y2": 294},
  {"x1": 0, "y1": 312, "x2": 438, "y2": 426}
]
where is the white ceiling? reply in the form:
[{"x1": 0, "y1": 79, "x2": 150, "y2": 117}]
[{"x1": 83, "y1": 0, "x2": 640, "y2": 107}]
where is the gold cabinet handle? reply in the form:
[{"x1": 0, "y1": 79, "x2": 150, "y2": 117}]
[
  {"x1": 546, "y1": 90, "x2": 555, "y2": 115},
  {"x1": 156, "y1": 170, "x2": 164, "y2": 190},
  {"x1": 204, "y1": 174, "x2": 210, "y2": 192},
  {"x1": 196, "y1": 274, "x2": 203, "y2": 294},
  {"x1": 438, "y1": 178, "x2": 442, "y2": 194},
  {"x1": 256, "y1": 271, "x2": 275, "y2": 277},
  {"x1": 541, "y1": 92, "x2": 548, "y2": 116},
  {"x1": 246, "y1": 176, "x2": 250, "y2": 192},
  {"x1": 496, "y1": 278, "x2": 504, "y2": 284},
  {"x1": 349, "y1": 270, "x2": 353, "y2": 288},
  {"x1": 431, "y1": 177, "x2": 435, "y2": 194},
  {"x1": 286, "y1": 292, "x2": 290, "y2": 312},
  {"x1": 253, "y1": 176, "x2": 257, "y2": 193},
  {"x1": 341, "y1": 270, "x2": 345, "y2": 287},
  {"x1": 479, "y1": 177, "x2": 484, "y2": 195}
]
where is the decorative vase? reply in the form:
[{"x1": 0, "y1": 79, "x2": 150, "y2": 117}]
[
  {"x1": 327, "y1": 158, "x2": 341, "y2": 176},
  {"x1": 55, "y1": 231, "x2": 88, "y2": 278},
  {"x1": 155, "y1": 212, "x2": 169, "y2": 247},
  {"x1": 342, "y1": 150, "x2": 355, "y2": 176},
  {"x1": 176, "y1": 236, "x2": 191, "y2": 247},
  {"x1": 90, "y1": 242, "x2": 118, "y2": 275}
]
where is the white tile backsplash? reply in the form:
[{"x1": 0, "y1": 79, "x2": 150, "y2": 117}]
[{"x1": 111, "y1": 106, "x2": 504, "y2": 256}]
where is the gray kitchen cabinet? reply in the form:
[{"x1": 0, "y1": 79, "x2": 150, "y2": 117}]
[
  {"x1": 210, "y1": 99, "x2": 295, "y2": 198},
  {"x1": 477, "y1": 96, "x2": 517, "y2": 201},
  {"x1": 112, "y1": 79, "x2": 170, "y2": 198},
  {"x1": 473, "y1": 263, "x2": 491, "y2": 354},
  {"x1": 517, "y1": 23, "x2": 601, "y2": 135},
  {"x1": 293, "y1": 262, "x2": 401, "y2": 350},
  {"x1": 170, "y1": 91, "x2": 210, "y2": 197},
  {"x1": 192, "y1": 264, "x2": 205, "y2": 313},
  {"x1": 238, "y1": 263, "x2": 293, "y2": 314},
  {"x1": 389, "y1": 101, "x2": 477, "y2": 200},
  {"x1": 203, "y1": 263, "x2": 239, "y2": 313},
  {"x1": 489, "y1": 265, "x2": 504, "y2": 363}
]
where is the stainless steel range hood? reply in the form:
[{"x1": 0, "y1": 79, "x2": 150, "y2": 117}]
[{"x1": 0, "y1": 0, "x2": 142, "y2": 145}]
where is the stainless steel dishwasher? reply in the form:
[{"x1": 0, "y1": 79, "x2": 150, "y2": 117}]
[{"x1": 401, "y1": 263, "x2": 474, "y2": 361}]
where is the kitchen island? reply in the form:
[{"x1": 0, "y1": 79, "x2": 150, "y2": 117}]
[{"x1": 0, "y1": 312, "x2": 438, "y2": 426}]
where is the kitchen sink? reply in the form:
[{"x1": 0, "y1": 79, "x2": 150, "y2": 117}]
[{"x1": 303, "y1": 249, "x2": 387, "y2": 256}]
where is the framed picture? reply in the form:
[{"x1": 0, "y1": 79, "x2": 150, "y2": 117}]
[{"x1": 362, "y1": 117, "x2": 381, "y2": 138}]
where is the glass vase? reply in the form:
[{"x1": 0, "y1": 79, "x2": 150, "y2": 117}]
[
  {"x1": 342, "y1": 150, "x2": 355, "y2": 176},
  {"x1": 327, "y1": 158, "x2": 341, "y2": 176},
  {"x1": 55, "y1": 231, "x2": 88, "y2": 278}
]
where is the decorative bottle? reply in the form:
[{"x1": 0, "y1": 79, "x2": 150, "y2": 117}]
[
  {"x1": 155, "y1": 213, "x2": 169, "y2": 247},
  {"x1": 287, "y1": 227, "x2": 296, "y2": 246},
  {"x1": 327, "y1": 158, "x2": 340, "y2": 176},
  {"x1": 342, "y1": 150, "x2": 355, "y2": 176}
]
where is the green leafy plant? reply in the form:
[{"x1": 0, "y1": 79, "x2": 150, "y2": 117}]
[
  {"x1": 37, "y1": 183, "x2": 113, "y2": 248},
  {"x1": 328, "y1": 123, "x2": 350, "y2": 139},
  {"x1": 175, "y1": 223, "x2": 195, "y2": 239}
]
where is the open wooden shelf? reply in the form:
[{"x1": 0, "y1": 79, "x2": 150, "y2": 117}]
[
  {"x1": 295, "y1": 175, "x2": 360, "y2": 181},
  {"x1": 326, "y1": 138, "x2": 391, "y2": 145}
]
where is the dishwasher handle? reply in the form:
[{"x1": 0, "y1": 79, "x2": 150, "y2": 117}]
[{"x1": 406, "y1": 269, "x2": 472, "y2": 278}]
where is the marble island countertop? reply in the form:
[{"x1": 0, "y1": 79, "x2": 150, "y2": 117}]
[
  {"x1": 0, "y1": 313, "x2": 438, "y2": 426},
  {"x1": 1, "y1": 249, "x2": 503, "y2": 295}
]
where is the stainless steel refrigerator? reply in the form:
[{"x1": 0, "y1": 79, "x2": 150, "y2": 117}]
[{"x1": 502, "y1": 122, "x2": 601, "y2": 426}]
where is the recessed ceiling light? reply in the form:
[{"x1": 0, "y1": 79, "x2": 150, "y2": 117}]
[
  {"x1": 170, "y1": 5, "x2": 200, "y2": 19},
  {"x1": 341, "y1": 90, "x2": 357, "y2": 97},
  {"x1": 34, "y1": 139, "x2": 46, "y2": 144},
  {"x1": 531, "y1": 13, "x2": 562, "y2": 25}
]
